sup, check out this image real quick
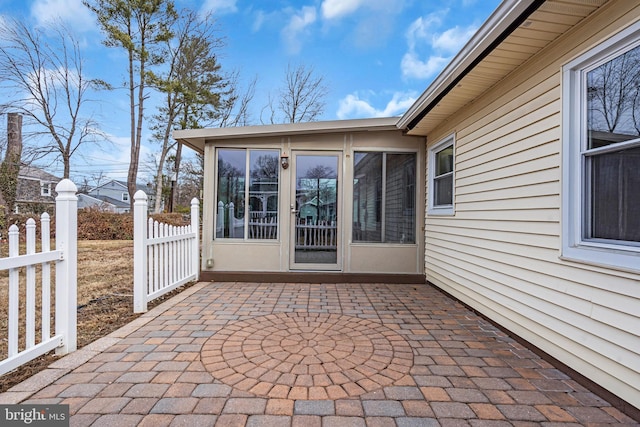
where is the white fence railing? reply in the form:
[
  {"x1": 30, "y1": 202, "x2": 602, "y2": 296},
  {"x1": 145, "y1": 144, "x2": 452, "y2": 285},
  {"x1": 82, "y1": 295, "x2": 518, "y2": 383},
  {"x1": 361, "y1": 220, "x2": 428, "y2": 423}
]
[
  {"x1": 133, "y1": 191, "x2": 199, "y2": 313},
  {"x1": 295, "y1": 219, "x2": 337, "y2": 250},
  {"x1": 0, "y1": 179, "x2": 77, "y2": 376}
]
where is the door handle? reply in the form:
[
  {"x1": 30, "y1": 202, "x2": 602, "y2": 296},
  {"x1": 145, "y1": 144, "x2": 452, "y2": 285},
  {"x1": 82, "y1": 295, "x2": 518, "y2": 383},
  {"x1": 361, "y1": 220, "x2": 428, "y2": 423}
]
[{"x1": 290, "y1": 204, "x2": 298, "y2": 214}]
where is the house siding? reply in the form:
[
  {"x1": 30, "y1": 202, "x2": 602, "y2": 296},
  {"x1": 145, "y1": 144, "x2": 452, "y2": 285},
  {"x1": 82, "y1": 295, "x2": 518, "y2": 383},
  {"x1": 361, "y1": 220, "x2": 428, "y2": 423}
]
[{"x1": 424, "y1": 1, "x2": 640, "y2": 409}]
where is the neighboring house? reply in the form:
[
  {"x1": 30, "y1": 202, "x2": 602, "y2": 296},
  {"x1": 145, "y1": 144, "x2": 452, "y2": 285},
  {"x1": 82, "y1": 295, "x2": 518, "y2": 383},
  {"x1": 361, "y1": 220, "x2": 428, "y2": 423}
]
[
  {"x1": 77, "y1": 193, "x2": 125, "y2": 213},
  {"x1": 14, "y1": 165, "x2": 61, "y2": 214},
  {"x1": 80, "y1": 179, "x2": 154, "y2": 213},
  {"x1": 175, "y1": 0, "x2": 640, "y2": 414}
]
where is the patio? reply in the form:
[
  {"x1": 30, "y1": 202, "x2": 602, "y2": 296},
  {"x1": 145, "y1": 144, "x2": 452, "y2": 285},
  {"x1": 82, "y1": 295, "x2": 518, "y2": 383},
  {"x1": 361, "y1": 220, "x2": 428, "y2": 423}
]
[{"x1": 1, "y1": 282, "x2": 637, "y2": 426}]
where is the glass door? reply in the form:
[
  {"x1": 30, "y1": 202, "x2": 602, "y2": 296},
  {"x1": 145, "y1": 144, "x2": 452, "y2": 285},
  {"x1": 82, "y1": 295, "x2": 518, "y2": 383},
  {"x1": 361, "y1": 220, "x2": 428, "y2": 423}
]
[{"x1": 290, "y1": 152, "x2": 341, "y2": 270}]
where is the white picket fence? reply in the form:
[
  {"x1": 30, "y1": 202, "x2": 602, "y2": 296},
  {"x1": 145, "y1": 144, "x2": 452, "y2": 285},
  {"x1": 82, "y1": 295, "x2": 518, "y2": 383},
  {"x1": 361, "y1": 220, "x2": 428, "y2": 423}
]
[
  {"x1": 133, "y1": 191, "x2": 199, "y2": 313},
  {"x1": 0, "y1": 179, "x2": 77, "y2": 376}
]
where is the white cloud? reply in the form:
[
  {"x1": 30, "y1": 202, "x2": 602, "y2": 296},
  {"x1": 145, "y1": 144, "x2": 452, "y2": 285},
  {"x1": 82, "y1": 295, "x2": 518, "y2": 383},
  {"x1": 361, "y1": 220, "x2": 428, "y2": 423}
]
[
  {"x1": 336, "y1": 91, "x2": 416, "y2": 120},
  {"x1": 31, "y1": 0, "x2": 94, "y2": 31},
  {"x1": 401, "y1": 52, "x2": 450, "y2": 80},
  {"x1": 401, "y1": 11, "x2": 478, "y2": 80},
  {"x1": 252, "y1": 10, "x2": 266, "y2": 32},
  {"x1": 405, "y1": 12, "x2": 446, "y2": 50},
  {"x1": 432, "y1": 25, "x2": 478, "y2": 52},
  {"x1": 281, "y1": 6, "x2": 317, "y2": 54},
  {"x1": 321, "y1": 0, "x2": 364, "y2": 20},
  {"x1": 200, "y1": 0, "x2": 238, "y2": 15}
]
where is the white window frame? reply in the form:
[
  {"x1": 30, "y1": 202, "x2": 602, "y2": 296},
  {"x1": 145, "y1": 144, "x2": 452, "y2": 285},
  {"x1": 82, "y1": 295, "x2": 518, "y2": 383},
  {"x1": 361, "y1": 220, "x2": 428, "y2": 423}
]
[
  {"x1": 427, "y1": 134, "x2": 455, "y2": 216},
  {"x1": 561, "y1": 20, "x2": 640, "y2": 272},
  {"x1": 215, "y1": 148, "x2": 280, "y2": 241},
  {"x1": 40, "y1": 182, "x2": 51, "y2": 196},
  {"x1": 122, "y1": 192, "x2": 129, "y2": 202}
]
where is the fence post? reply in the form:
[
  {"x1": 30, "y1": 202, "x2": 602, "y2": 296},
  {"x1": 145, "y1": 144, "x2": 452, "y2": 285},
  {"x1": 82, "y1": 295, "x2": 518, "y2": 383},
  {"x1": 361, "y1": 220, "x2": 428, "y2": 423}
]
[
  {"x1": 191, "y1": 198, "x2": 200, "y2": 280},
  {"x1": 55, "y1": 179, "x2": 77, "y2": 355},
  {"x1": 228, "y1": 202, "x2": 235, "y2": 238},
  {"x1": 217, "y1": 201, "x2": 224, "y2": 236},
  {"x1": 133, "y1": 190, "x2": 148, "y2": 313}
]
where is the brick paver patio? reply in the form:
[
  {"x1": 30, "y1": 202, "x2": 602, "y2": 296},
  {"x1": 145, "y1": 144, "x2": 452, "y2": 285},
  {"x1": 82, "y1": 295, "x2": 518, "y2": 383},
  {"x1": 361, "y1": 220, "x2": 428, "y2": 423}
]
[{"x1": 1, "y1": 282, "x2": 638, "y2": 426}]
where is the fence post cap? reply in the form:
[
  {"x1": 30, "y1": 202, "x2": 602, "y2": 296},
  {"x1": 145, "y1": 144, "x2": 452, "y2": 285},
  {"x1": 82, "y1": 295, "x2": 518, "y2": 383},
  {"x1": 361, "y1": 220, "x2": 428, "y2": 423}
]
[
  {"x1": 134, "y1": 190, "x2": 148, "y2": 202},
  {"x1": 55, "y1": 179, "x2": 77, "y2": 193},
  {"x1": 191, "y1": 197, "x2": 199, "y2": 206}
]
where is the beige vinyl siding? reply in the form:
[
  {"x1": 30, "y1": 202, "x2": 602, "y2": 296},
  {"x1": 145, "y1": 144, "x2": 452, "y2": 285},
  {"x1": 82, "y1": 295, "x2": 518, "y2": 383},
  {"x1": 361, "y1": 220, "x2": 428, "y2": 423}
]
[{"x1": 424, "y1": 1, "x2": 640, "y2": 408}]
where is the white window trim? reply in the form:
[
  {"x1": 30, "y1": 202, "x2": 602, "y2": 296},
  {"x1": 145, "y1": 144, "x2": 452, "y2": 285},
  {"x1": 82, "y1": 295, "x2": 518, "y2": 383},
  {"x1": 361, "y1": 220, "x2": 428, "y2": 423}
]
[
  {"x1": 215, "y1": 148, "x2": 281, "y2": 241},
  {"x1": 427, "y1": 133, "x2": 455, "y2": 216},
  {"x1": 561, "y1": 20, "x2": 640, "y2": 273},
  {"x1": 40, "y1": 182, "x2": 51, "y2": 196},
  {"x1": 122, "y1": 192, "x2": 129, "y2": 202}
]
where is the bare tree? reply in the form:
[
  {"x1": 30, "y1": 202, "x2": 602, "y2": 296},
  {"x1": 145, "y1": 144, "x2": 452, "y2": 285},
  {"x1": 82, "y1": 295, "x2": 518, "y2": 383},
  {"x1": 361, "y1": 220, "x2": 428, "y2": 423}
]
[
  {"x1": 150, "y1": 9, "x2": 228, "y2": 212},
  {"x1": 218, "y1": 72, "x2": 257, "y2": 128},
  {"x1": 281, "y1": 63, "x2": 328, "y2": 123},
  {"x1": 263, "y1": 63, "x2": 328, "y2": 124},
  {"x1": 0, "y1": 18, "x2": 103, "y2": 178},
  {"x1": 587, "y1": 46, "x2": 640, "y2": 135},
  {"x1": 0, "y1": 113, "x2": 23, "y2": 218},
  {"x1": 84, "y1": 0, "x2": 177, "y2": 211}
]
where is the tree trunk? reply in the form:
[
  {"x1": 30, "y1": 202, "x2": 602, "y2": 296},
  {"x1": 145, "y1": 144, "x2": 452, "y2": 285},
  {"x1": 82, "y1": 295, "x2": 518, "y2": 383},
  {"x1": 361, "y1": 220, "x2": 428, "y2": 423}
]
[
  {"x1": 0, "y1": 113, "x2": 23, "y2": 217},
  {"x1": 171, "y1": 141, "x2": 183, "y2": 211}
]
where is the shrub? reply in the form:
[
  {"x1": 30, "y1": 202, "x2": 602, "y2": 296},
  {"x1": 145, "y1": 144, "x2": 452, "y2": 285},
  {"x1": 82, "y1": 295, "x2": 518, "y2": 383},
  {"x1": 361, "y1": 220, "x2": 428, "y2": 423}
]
[{"x1": 0, "y1": 211, "x2": 190, "y2": 241}]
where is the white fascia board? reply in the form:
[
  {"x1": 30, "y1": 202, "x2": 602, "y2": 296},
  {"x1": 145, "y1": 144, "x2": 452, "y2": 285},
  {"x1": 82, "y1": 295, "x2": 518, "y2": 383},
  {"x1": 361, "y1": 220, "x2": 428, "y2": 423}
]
[{"x1": 173, "y1": 117, "x2": 400, "y2": 142}]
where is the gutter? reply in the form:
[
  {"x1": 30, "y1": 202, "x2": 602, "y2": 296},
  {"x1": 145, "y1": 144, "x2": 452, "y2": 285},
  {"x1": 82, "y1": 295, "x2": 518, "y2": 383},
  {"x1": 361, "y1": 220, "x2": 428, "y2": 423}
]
[{"x1": 397, "y1": 0, "x2": 545, "y2": 131}]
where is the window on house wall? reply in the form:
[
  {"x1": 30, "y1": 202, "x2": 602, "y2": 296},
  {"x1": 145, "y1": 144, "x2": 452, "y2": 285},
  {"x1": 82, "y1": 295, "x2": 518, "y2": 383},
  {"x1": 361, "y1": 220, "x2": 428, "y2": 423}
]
[
  {"x1": 122, "y1": 193, "x2": 129, "y2": 202},
  {"x1": 428, "y1": 135, "x2": 455, "y2": 215},
  {"x1": 216, "y1": 148, "x2": 279, "y2": 240},
  {"x1": 352, "y1": 152, "x2": 416, "y2": 244},
  {"x1": 562, "y1": 21, "x2": 640, "y2": 271},
  {"x1": 40, "y1": 182, "x2": 51, "y2": 196}
]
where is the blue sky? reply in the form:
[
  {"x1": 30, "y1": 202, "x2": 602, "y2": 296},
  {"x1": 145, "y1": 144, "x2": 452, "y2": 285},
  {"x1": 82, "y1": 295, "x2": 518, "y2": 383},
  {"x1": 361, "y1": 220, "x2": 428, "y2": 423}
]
[{"x1": 0, "y1": 0, "x2": 501, "y2": 184}]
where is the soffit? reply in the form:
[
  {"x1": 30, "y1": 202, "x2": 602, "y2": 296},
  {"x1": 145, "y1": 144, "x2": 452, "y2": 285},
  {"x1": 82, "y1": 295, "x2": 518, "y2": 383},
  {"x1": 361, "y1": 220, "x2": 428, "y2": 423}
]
[{"x1": 403, "y1": 0, "x2": 607, "y2": 137}]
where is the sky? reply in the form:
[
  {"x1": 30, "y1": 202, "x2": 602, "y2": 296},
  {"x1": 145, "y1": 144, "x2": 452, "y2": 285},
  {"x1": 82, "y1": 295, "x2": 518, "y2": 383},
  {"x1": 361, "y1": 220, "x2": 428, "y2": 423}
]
[{"x1": 0, "y1": 0, "x2": 501, "y2": 186}]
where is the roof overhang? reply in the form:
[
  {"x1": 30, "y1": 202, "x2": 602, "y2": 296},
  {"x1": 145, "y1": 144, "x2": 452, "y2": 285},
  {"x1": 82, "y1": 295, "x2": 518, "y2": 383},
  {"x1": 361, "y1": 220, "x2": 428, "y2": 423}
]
[
  {"x1": 397, "y1": 0, "x2": 607, "y2": 136},
  {"x1": 174, "y1": 117, "x2": 400, "y2": 154}
]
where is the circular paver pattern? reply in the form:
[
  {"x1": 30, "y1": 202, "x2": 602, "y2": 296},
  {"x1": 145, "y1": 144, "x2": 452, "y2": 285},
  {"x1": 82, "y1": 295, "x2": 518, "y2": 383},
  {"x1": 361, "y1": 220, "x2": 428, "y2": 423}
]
[{"x1": 201, "y1": 312, "x2": 414, "y2": 399}]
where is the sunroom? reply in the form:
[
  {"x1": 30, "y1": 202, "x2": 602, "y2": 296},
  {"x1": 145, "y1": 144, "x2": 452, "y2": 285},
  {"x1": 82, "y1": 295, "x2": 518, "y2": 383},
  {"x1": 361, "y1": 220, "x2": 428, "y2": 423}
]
[{"x1": 174, "y1": 118, "x2": 425, "y2": 282}]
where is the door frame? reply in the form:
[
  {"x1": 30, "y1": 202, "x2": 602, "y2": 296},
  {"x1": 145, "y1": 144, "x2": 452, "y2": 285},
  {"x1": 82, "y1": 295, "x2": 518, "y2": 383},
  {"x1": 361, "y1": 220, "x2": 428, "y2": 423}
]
[{"x1": 289, "y1": 150, "x2": 343, "y2": 271}]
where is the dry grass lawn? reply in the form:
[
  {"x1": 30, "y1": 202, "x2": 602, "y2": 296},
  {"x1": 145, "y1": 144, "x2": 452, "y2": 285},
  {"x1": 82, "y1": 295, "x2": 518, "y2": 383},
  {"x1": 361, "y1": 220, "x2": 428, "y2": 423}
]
[{"x1": 0, "y1": 239, "x2": 194, "y2": 393}]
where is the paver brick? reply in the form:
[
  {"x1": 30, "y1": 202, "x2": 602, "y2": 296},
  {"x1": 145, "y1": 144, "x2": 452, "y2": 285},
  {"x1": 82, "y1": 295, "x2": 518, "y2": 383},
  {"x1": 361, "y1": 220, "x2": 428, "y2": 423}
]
[
  {"x1": 58, "y1": 383, "x2": 106, "y2": 398},
  {"x1": 91, "y1": 414, "x2": 143, "y2": 427},
  {"x1": 362, "y1": 400, "x2": 405, "y2": 417},
  {"x1": 395, "y1": 417, "x2": 440, "y2": 427},
  {"x1": 121, "y1": 397, "x2": 159, "y2": 414},
  {"x1": 223, "y1": 397, "x2": 267, "y2": 414},
  {"x1": 469, "y1": 403, "x2": 506, "y2": 420},
  {"x1": 430, "y1": 401, "x2": 476, "y2": 419},
  {"x1": 383, "y1": 386, "x2": 424, "y2": 400},
  {"x1": 294, "y1": 399, "x2": 334, "y2": 415},
  {"x1": 291, "y1": 415, "x2": 321, "y2": 427},
  {"x1": 246, "y1": 415, "x2": 291, "y2": 427},
  {"x1": 151, "y1": 397, "x2": 199, "y2": 414},
  {"x1": 323, "y1": 416, "x2": 366, "y2": 427},
  {"x1": 496, "y1": 404, "x2": 546, "y2": 421},
  {"x1": 77, "y1": 397, "x2": 131, "y2": 414},
  {"x1": 266, "y1": 398, "x2": 294, "y2": 415},
  {"x1": 170, "y1": 414, "x2": 218, "y2": 426},
  {"x1": 565, "y1": 406, "x2": 619, "y2": 424}
]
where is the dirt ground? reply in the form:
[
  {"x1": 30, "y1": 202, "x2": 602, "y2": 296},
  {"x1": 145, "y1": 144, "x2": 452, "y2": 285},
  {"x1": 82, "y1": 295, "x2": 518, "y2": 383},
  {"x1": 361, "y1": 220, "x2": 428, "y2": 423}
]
[{"x1": 0, "y1": 240, "x2": 195, "y2": 393}]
